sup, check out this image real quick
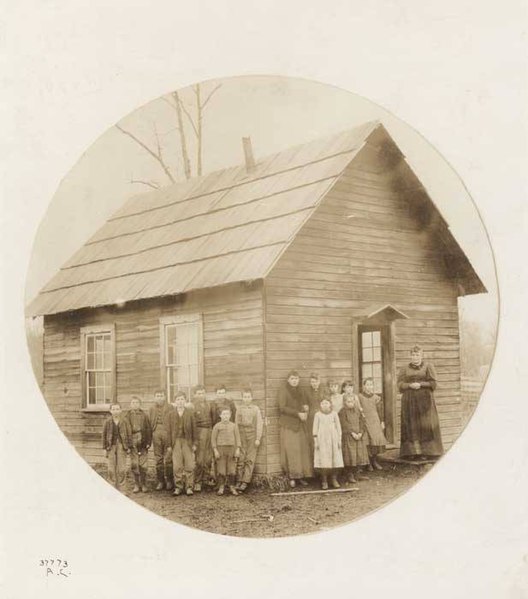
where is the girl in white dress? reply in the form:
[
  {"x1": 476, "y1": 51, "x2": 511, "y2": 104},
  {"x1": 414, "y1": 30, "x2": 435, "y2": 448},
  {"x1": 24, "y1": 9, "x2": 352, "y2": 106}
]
[
  {"x1": 328, "y1": 380, "x2": 343, "y2": 413},
  {"x1": 313, "y1": 398, "x2": 344, "y2": 489}
]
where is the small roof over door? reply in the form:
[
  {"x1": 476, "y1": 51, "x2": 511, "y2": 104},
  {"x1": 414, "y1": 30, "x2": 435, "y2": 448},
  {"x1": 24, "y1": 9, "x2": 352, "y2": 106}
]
[{"x1": 352, "y1": 304, "x2": 409, "y2": 324}]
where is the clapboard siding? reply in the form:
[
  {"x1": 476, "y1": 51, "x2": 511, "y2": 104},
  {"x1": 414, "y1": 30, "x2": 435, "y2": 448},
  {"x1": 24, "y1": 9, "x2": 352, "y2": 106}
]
[
  {"x1": 264, "y1": 148, "x2": 462, "y2": 473},
  {"x1": 43, "y1": 283, "x2": 267, "y2": 472}
]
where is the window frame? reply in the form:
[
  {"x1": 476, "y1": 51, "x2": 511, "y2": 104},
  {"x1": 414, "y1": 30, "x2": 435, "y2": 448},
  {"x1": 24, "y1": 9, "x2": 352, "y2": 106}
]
[
  {"x1": 80, "y1": 323, "x2": 116, "y2": 411},
  {"x1": 358, "y1": 327, "x2": 384, "y2": 396},
  {"x1": 159, "y1": 313, "x2": 204, "y2": 402}
]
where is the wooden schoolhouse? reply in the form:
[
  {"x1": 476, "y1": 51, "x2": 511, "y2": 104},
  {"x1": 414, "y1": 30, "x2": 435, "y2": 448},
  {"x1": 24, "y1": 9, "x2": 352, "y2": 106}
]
[{"x1": 27, "y1": 121, "x2": 486, "y2": 476}]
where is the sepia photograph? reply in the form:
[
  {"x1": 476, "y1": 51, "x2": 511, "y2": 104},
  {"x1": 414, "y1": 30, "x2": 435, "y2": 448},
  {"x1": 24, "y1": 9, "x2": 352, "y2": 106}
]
[{"x1": 24, "y1": 75, "x2": 498, "y2": 538}]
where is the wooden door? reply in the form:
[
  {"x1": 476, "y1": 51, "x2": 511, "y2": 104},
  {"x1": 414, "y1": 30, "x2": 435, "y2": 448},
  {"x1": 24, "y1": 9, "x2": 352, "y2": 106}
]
[{"x1": 357, "y1": 324, "x2": 394, "y2": 443}]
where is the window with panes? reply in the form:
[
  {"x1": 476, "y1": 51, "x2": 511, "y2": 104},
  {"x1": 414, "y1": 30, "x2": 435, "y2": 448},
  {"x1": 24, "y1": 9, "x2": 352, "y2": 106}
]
[
  {"x1": 161, "y1": 314, "x2": 203, "y2": 401},
  {"x1": 81, "y1": 326, "x2": 115, "y2": 408},
  {"x1": 359, "y1": 328, "x2": 384, "y2": 395}
]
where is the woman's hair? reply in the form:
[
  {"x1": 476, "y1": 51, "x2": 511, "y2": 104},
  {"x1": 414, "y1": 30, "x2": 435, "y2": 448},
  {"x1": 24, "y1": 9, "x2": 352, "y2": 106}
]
[
  {"x1": 410, "y1": 344, "x2": 423, "y2": 353},
  {"x1": 286, "y1": 370, "x2": 300, "y2": 378},
  {"x1": 341, "y1": 380, "x2": 354, "y2": 393}
]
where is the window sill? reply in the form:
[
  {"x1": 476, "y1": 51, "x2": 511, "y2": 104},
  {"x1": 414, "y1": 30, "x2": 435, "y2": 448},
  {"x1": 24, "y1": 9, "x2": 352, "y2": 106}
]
[{"x1": 81, "y1": 406, "x2": 111, "y2": 414}]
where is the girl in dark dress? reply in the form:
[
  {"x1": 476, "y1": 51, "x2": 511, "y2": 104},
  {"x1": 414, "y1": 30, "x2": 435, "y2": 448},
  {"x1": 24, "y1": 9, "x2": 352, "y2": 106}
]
[
  {"x1": 398, "y1": 345, "x2": 444, "y2": 459},
  {"x1": 278, "y1": 370, "x2": 313, "y2": 487}
]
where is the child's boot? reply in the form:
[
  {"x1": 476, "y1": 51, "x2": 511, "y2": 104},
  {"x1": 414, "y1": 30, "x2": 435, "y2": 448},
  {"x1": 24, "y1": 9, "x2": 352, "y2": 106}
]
[
  {"x1": 356, "y1": 468, "x2": 369, "y2": 481},
  {"x1": 140, "y1": 471, "x2": 148, "y2": 493},
  {"x1": 330, "y1": 474, "x2": 341, "y2": 489},
  {"x1": 132, "y1": 474, "x2": 140, "y2": 493},
  {"x1": 373, "y1": 457, "x2": 383, "y2": 470},
  {"x1": 228, "y1": 476, "x2": 238, "y2": 495},
  {"x1": 217, "y1": 485, "x2": 225, "y2": 496},
  {"x1": 321, "y1": 473, "x2": 328, "y2": 490},
  {"x1": 347, "y1": 469, "x2": 357, "y2": 483},
  {"x1": 155, "y1": 480, "x2": 164, "y2": 491}
]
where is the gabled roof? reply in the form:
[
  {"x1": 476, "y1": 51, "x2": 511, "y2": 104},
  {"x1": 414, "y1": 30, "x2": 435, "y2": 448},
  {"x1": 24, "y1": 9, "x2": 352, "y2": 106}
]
[
  {"x1": 26, "y1": 121, "x2": 485, "y2": 317},
  {"x1": 352, "y1": 304, "x2": 410, "y2": 323}
]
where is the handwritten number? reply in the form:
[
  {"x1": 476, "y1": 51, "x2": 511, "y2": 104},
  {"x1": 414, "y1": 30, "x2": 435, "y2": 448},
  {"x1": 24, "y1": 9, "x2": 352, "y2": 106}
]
[{"x1": 39, "y1": 558, "x2": 70, "y2": 577}]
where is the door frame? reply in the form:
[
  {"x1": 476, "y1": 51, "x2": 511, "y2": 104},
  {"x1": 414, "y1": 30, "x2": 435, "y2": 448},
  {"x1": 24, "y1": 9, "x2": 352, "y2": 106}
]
[{"x1": 350, "y1": 304, "x2": 408, "y2": 446}]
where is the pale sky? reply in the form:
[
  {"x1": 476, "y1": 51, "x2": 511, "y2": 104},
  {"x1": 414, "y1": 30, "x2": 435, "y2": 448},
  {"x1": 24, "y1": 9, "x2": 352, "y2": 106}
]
[{"x1": 26, "y1": 75, "x2": 498, "y2": 334}]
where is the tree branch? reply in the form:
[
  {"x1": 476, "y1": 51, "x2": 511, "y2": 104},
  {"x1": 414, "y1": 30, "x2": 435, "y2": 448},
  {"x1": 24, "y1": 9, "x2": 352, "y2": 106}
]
[
  {"x1": 177, "y1": 97, "x2": 198, "y2": 137},
  {"x1": 153, "y1": 122, "x2": 162, "y2": 158},
  {"x1": 161, "y1": 96, "x2": 177, "y2": 113},
  {"x1": 130, "y1": 179, "x2": 160, "y2": 190},
  {"x1": 201, "y1": 83, "x2": 222, "y2": 109},
  {"x1": 116, "y1": 123, "x2": 175, "y2": 183},
  {"x1": 116, "y1": 124, "x2": 160, "y2": 162},
  {"x1": 195, "y1": 84, "x2": 202, "y2": 176},
  {"x1": 171, "y1": 91, "x2": 192, "y2": 179}
]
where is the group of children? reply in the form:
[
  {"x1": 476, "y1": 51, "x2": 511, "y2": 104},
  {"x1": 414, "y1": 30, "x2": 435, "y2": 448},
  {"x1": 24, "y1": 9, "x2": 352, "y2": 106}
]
[
  {"x1": 102, "y1": 385, "x2": 263, "y2": 497},
  {"x1": 102, "y1": 375, "x2": 386, "y2": 496},
  {"x1": 297, "y1": 374, "x2": 388, "y2": 490}
]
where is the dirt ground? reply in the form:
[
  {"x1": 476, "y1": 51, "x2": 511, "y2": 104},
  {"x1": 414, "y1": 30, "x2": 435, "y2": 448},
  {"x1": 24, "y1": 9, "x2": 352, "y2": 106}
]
[{"x1": 115, "y1": 463, "x2": 428, "y2": 538}]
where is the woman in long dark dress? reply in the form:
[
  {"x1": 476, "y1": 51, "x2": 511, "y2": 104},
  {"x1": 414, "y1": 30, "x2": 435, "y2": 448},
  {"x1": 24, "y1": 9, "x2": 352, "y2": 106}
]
[
  {"x1": 398, "y1": 345, "x2": 444, "y2": 459},
  {"x1": 278, "y1": 370, "x2": 313, "y2": 487}
]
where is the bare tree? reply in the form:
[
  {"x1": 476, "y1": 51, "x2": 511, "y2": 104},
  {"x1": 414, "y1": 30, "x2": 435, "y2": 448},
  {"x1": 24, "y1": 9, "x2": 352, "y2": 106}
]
[
  {"x1": 115, "y1": 123, "x2": 176, "y2": 188},
  {"x1": 166, "y1": 82, "x2": 222, "y2": 177},
  {"x1": 116, "y1": 82, "x2": 222, "y2": 188},
  {"x1": 171, "y1": 90, "x2": 191, "y2": 180}
]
